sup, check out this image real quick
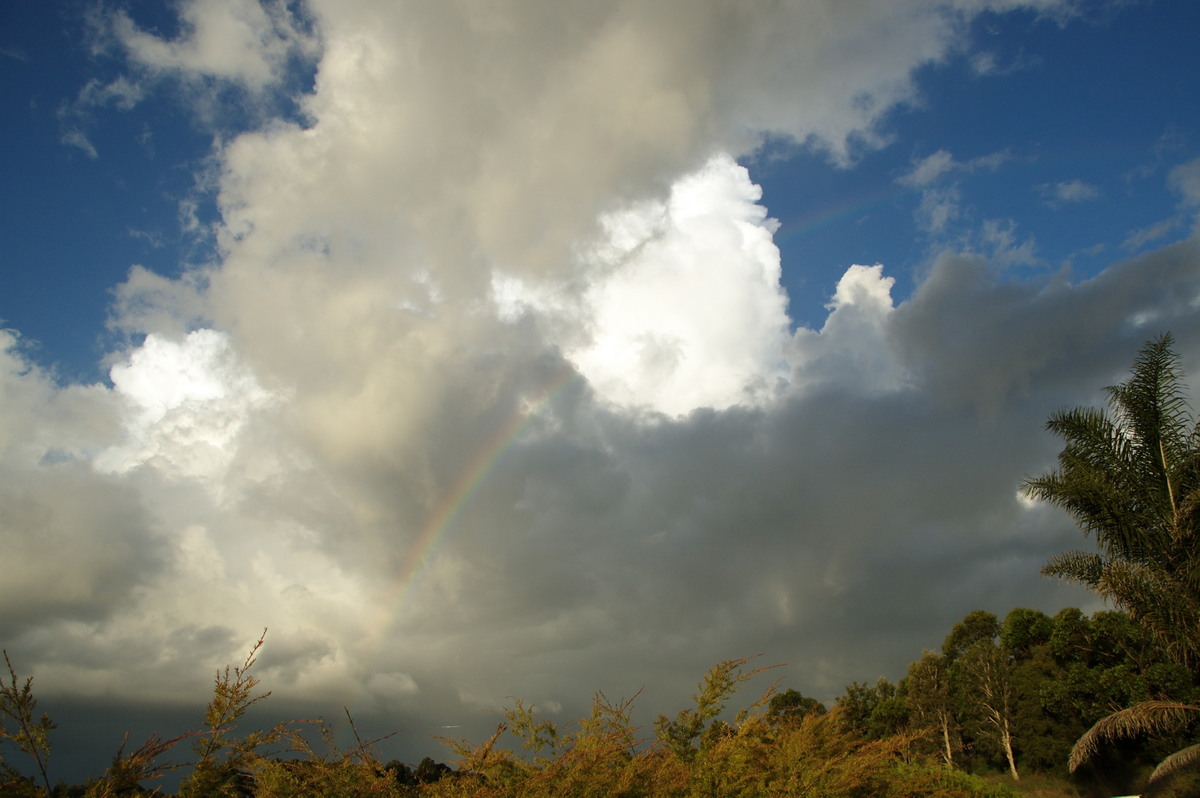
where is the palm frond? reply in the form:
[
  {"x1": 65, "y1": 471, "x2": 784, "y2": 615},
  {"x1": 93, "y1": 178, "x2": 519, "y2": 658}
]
[
  {"x1": 1099, "y1": 558, "x2": 1200, "y2": 668},
  {"x1": 1109, "y1": 334, "x2": 1194, "y2": 522},
  {"x1": 1069, "y1": 700, "x2": 1199, "y2": 772},
  {"x1": 1041, "y1": 550, "x2": 1106, "y2": 588},
  {"x1": 1148, "y1": 742, "x2": 1200, "y2": 793}
]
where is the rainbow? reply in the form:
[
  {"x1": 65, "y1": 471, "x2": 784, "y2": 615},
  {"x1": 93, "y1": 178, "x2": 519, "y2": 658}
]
[
  {"x1": 773, "y1": 182, "x2": 911, "y2": 249},
  {"x1": 343, "y1": 362, "x2": 582, "y2": 724}
]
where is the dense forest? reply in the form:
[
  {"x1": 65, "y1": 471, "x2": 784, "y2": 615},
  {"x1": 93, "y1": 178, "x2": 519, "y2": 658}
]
[{"x1": 4, "y1": 335, "x2": 1199, "y2": 797}]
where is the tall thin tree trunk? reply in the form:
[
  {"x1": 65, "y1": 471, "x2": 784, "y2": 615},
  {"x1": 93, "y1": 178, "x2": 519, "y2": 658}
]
[
  {"x1": 940, "y1": 711, "x2": 954, "y2": 768},
  {"x1": 1000, "y1": 722, "x2": 1019, "y2": 781}
]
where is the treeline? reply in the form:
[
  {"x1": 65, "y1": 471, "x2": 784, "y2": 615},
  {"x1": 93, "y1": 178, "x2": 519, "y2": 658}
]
[
  {"x1": 4, "y1": 607, "x2": 1196, "y2": 797},
  {"x1": 826, "y1": 605, "x2": 1200, "y2": 794},
  {"x1": 0, "y1": 635, "x2": 1040, "y2": 797}
]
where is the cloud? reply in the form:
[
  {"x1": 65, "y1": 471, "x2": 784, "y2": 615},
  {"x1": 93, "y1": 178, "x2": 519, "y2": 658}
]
[
  {"x1": 1117, "y1": 157, "x2": 1200, "y2": 251},
  {"x1": 0, "y1": 333, "x2": 158, "y2": 638},
  {"x1": 93, "y1": 329, "x2": 278, "y2": 486},
  {"x1": 1122, "y1": 219, "x2": 1179, "y2": 252},
  {"x1": 899, "y1": 148, "x2": 1011, "y2": 187},
  {"x1": 914, "y1": 185, "x2": 965, "y2": 234},
  {"x1": 900, "y1": 149, "x2": 1014, "y2": 239},
  {"x1": 56, "y1": 0, "x2": 320, "y2": 153},
  {"x1": 1170, "y1": 156, "x2": 1200, "y2": 207},
  {"x1": 57, "y1": 77, "x2": 146, "y2": 158},
  {"x1": 500, "y1": 154, "x2": 790, "y2": 416},
  {"x1": 108, "y1": 0, "x2": 319, "y2": 93},
  {"x1": 981, "y1": 218, "x2": 1038, "y2": 266},
  {"x1": 13, "y1": 0, "x2": 1200, "y2": 771},
  {"x1": 969, "y1": 48, "x2": 1042, "y2": 77},
  {"x1": 58, "y1": 128, "x2": 98, "y2": 159},
  {"x1": 1039, "y1": 178, "x2": 1102, "y2": 205}
]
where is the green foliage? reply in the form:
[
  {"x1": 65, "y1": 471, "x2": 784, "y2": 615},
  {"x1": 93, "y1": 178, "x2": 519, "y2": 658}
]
[
  {"x1": 1025, "y1": 333, "x2": 1200, "y2": 790},
  {"x1": 942, "y1": 610, "x2": 1000, "y2": 661},
  {"x1": 1001, "y1": 609, "x2": 1054, "y2": 657},
  {"x1": 246, "y1": 714, "x2": 406, "y2": 798},
  {"x1": 952, "y1": 633, "x2": 1021, "y2": 780},
  {"x1": 834, "y1": 678, "x2": 905, "y2": 740},
  {"x1": 1, "y1": 649, "x2": 56, "y2": 796},
  {"x1": 765, "y1": 688, "x2": 825, "y2": 724},
  {"x1": 902, "y1": 651, "x2": 959, "y2": 767},
  {"x1": 179, "y1": 629, "x2": 298, "y2": 797},
  {"x1": 429, "y1": 660, "x2": 995, "y2": 798},
  {"x1": 1025, "y1": 333, "x2": 1200, "y2": 670},
  {"x1": 653, "y1": 656, "x2": 769, "y2": 763}
]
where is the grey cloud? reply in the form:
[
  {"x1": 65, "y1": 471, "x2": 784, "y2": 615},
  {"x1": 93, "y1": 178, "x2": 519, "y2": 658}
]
[
  {"x1": 22, "y1": 0, "x2": 1196, "y2": 772},
  {"x1": 892, "y1": 240, "x2": 1200, "y2": 415},
  {"x1": 0, "y1": 462, "x2": 162, "y2": 638}
]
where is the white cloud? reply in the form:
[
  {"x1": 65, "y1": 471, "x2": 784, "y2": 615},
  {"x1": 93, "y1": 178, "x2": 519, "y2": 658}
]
[
  {"x1": 899, "y1": 148, "x2": 1011, "y2": 187},
  {"x1": 901, "y1": 149, "x2": 1014, "y2": 239},
  {"x1": 915, "y1": 185, "x2": 964, "y2": 234},
  {"x1": 1115, "y1": 157, "x2": 1200, "y2": 251},
  {"x1": 94, "y1": 329, "x2": 277, "y2": 486},
  {"x1": 520, "y1": 154, "x2": 791, "y2": 416},
  {"x1": 901, "y1": 150, "x2": 958, "y2": 186},
  {"x1": 109, "y1": 0, "x2": 318, "y2": 92},
  {"x1": 1039, "y1": 178, "x2": 1102, "y2": 205},
  {"x1": 1123, "y1": 218, "x2": 1178, "y2": 251},
  {"x1": 790, "y1": 263, "x2": 910, "y2": 394},
  {"x1": 1170, "y1": 156, "x2": 1200, "y2": 207},
  {"x1": 969, "y1": 49, "x2": 1042, "y2": 76},
  {"x1": 981, "y1": 218, "x2": 1038, "y2": 266},
  {"x1": 58, "y1": 128, "x2": 98, "y2": 159}
]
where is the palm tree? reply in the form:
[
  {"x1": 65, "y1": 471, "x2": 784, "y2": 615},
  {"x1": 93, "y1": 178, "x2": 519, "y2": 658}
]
[{"x1": 1024, "y1": 333, "x2": 1200, "y2": 791}]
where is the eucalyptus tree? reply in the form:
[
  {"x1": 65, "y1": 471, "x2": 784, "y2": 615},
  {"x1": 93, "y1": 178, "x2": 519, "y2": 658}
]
[
  {"x1": 1025, "y1": 333, "x2": 1200, "y2": 790},
  {"x1": 904, "y1": 651, "x2": 958, "y2": 768},
  {"x1": 942, "y1": 611, "x2": 1021, "y2": 781}
]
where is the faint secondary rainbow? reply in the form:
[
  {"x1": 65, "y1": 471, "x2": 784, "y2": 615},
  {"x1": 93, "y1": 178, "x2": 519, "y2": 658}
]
[{"x1": 773, "y1": 182, "x2": 911, "y2": 249}]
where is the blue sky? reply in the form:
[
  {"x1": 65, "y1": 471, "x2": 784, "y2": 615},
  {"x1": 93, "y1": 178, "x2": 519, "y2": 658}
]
[
  {"x1": 751, "y1": 2, "x2": 1200, "y2": 329},
  {"x1": 3, "y1": 0, "x2": 1200, "y2": 783}
]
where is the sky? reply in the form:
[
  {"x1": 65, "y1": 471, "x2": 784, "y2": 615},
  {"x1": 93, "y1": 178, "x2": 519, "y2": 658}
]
[{"x1": 3, "y1": 0, "x2": 1200, "y2": 782}]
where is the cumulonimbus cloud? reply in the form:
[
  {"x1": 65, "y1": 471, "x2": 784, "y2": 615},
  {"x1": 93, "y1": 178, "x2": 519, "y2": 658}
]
[{"x1": 6, "y1": 1, "x2": 1200, "y2": 770}]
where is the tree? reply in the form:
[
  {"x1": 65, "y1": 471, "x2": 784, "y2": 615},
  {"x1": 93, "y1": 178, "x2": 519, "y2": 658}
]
[
  {"x1": 1025, "y1": 333, "x2": 1200, "y2": 791},
  {"x1": 903, "y1": 651, "x2": 958, "y2": 768},
  {"x1": 767, "y1": 689, "x2": 826, "y2": 724},
  {"x1": 180, "y1": 630, "x2": 294, "y2": 797},
  {"x1": 834, "y1": 679, "x2": 906, "y2": 741},
  {"x1": 1024, "y1": 333, "x2": 1200, "y2": 668},
  {"x1": 1000, "y1": 608, "x2": 1053, "y2": 657},
  {"x1": 942, "y1": 610, "x2": 1002, "y2": 661},
  {"x1": 1, "y1": 651, "x2": 55, "y2": 797},
  {"x1": 945, "y1": 612, "x2": 1022, "y2": 782},
  {"x1": 414, "y1": 756, "x2": 452, "y2": 784}
]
